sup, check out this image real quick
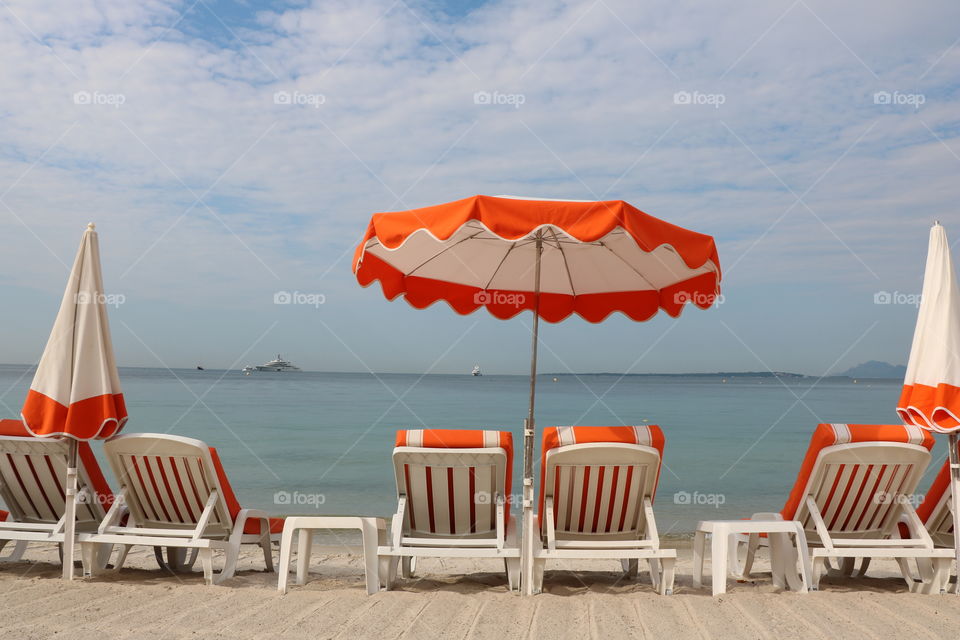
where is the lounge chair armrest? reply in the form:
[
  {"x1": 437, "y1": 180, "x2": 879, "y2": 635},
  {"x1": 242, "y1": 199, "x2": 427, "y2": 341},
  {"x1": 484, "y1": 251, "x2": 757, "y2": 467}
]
[{"x1": 391, "y1": 496, "x2": 407, "y2": 549}]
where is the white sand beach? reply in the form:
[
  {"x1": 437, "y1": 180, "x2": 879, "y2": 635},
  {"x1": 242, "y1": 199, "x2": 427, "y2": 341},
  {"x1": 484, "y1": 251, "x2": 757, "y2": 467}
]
[{"x1": 2, "y1": 540, "x2": 958, "y2": 639}]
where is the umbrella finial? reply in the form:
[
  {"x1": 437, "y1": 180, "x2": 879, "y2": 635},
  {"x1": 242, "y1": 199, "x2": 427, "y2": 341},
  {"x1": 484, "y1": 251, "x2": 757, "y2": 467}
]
[{"x1": 87, "y1": 222, "x2": 95, "y2": 231}]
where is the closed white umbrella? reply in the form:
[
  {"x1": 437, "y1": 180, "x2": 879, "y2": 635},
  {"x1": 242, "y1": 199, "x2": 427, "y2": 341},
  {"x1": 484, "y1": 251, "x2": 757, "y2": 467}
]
[
  {"x1": 21, "y1": 223, "x2": 127, "y2": 579},
  {"x1": 896, "y1": 221, "x2": 960, "y2": 593}
]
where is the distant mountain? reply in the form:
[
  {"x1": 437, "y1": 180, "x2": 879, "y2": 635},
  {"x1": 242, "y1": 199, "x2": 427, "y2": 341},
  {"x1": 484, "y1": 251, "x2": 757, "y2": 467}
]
[{"x1": 840, "y1": 361, "x2": 906, "y2": 379}]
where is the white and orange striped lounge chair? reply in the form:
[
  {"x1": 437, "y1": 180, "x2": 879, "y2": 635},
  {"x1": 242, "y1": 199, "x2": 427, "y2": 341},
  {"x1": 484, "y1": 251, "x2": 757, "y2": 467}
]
[
  {"x1": 0, "y1": 419, "x2": 116, "y2": 569},
  {"x1": 737, "y1": 423, "x2": 953, "y2": 592},
  {"x1": 78, "y1": 433, "x2": 283, "y2": 585},
  {"x1": 378, "y1": 429, "x2": 520, "y2": 591},
  {"x1": 531, "y1": 425, "x2": 677, "y2": 594}
]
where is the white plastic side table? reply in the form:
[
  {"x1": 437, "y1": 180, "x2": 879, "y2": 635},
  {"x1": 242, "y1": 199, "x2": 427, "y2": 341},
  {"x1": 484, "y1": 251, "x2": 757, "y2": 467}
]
[
  {"x1": 277, "y1": 516, "x2": 386, "y2": 595},
  {"x1": 694, "y1": 519, "x2": 811, "y2": 595}
]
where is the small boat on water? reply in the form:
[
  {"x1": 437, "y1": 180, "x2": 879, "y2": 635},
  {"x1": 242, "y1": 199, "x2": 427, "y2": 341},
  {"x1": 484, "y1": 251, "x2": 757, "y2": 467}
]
[
  {"x1": 472, "y1": 365, "x2": 482, "y2": 376},
  {"x1": 253, "y1": 355, "x2": 301, "y2": 372},
  {"x1": 196, "y1": 365, "x2": 204, "y2": 371}
]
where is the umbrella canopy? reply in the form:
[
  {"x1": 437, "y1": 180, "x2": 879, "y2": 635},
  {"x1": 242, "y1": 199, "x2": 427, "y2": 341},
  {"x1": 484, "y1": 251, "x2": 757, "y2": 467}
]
[
  {"x1": 354, "y1": 195, "x2": 721, "y2": 594},
  {"x1": 21, "y1": 223, "x2": 126, "y2": 440},
  {"x1": 897, "y1": 222, "x2": 960, "y2": 432},
  {"x1": 896, "y1": 221, "x2": 960, "y2": 594},
  {"x1": 20, "y1": 223, "x2": 126, "y2": 579},
  {"x1": 354, "y1": 195, "x2": 720, "y2": 322}
]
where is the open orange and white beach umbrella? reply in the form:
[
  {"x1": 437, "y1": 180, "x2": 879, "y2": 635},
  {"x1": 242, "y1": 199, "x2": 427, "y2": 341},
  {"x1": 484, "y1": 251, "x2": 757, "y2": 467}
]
[
  {"x1": 354, "y1": 195, "x2": 721, "y2": 593},
  {"x1": 21, "y1": 223, "x2": 127, "y2": 579},
  {"x1": 896, "y1": 221, "x2": 960, "y2": 592}
]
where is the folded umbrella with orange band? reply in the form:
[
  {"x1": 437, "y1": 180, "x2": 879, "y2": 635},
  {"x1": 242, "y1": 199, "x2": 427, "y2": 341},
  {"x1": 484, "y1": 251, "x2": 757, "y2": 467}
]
[
  {"x1": 897, "y1": 221, "x2": 960, "y2": 593},
  {"x1": 21, "y1": 223, "x2": 127, "y2": 579}
]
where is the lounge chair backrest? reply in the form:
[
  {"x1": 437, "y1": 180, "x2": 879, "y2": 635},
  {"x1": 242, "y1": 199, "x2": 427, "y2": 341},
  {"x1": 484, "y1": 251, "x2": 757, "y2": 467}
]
[
  {"x1": 539, "y1": 425, "x2": 664, "y2": 537},
  {"x1": 0, "y1": 419, "x2": 111, "y2": 526},
  {"x1": 105, "y1": 433, "x2": 234, "y2": 536},
  {"x1": 393, "y1": 429, "x2": 512, "y2": 537},
  {"x1": 783, "y1": 424, "x2": 934, "y2": 539}
]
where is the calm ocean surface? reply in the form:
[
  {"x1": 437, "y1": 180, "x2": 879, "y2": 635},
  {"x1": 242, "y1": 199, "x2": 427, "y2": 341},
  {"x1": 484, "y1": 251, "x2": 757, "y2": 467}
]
[{"x1": 0, "y1": 365, "x2": 941, "y2": 534}]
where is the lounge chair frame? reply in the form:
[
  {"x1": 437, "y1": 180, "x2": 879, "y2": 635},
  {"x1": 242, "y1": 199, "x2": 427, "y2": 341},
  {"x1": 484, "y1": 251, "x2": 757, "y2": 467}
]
[
  {"x1": 378, "y1": 446, "x2": 521, "y2": 591},
  {"x1": 532, "y1": 441, "x2": 676, "y2": 594}
]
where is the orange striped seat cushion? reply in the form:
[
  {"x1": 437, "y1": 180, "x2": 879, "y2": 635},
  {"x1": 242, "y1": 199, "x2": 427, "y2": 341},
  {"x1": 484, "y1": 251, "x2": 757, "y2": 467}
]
[
  {"x1": 780, "y1": 423, "x2": 934, "y2": 521},
  {"x1": 538, "y1": 425, "x2": 665, "y2": 526},
  {"x1": 0, "y1": 419, "x2": 115, "y2": 512}
]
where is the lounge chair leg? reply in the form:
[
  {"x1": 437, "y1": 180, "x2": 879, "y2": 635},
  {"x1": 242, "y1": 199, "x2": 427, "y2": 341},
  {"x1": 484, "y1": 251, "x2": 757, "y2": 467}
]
[
  {"x1": 505, "y1": 557, "x2": 521, "y2": 592},
  {"x1": 854, "y1": 557, "x2": 870, "y2": 577},
  {"x1": 659, "y1": 558, "x2": 675, "y2": 595},
  {"x1": 811, "y1": 557, "x2": 826, "y2": 590},
  {"x1": 620, "y1": 558, "x2": 638, "y2": 579},
  {"x1": 648, "y1": 558, "x2": 661, "y2": 590},
  {"x1": 532, "y1": 557, "x2": 545, "y2": 594},
  {"x1": 199, "y1": 548, "x2": 214, "y2": 585},
  {"x1": 742, "y1": 534, "x2": 759, "y2": 578},
  {"x1": 897, "y1": 557, "x2": 919, "y2": 591},
  {"x1": 260, "y1": 531, "x2": 274, "y2": 572},
  {"x1": 218, "y1": 547, "x2": 239, "y2": 584},
  {"x1": 827, "y1": 556, "x2": 855, "y2": 578},
  {"x1": 378, "y1": 555, "x2": 397, "y2": 591},
  {"x1": 80, "y1": 542, "x2": 96, "y2": 577},
  {"x1": 112, "y1": 545, "x2": 130, "y2": 572},
  {"x1": 400, "y1": 556, "x2": 413, "y2": 579}
]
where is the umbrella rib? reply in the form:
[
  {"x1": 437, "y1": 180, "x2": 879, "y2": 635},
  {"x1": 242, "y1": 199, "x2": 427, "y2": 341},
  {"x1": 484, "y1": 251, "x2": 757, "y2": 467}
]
[
  {"x1": 405, "y1": 230, "x2": 487, "y2": 278},
  {"x1": 599, "y1": 241, "x2": 658, "y2": 291},
  {"x1": 548, "y1": 227, "x2": 577, "y2": 296},
  {"x1": 484, "y1": 242, "x2": 518, "y2": 290}
]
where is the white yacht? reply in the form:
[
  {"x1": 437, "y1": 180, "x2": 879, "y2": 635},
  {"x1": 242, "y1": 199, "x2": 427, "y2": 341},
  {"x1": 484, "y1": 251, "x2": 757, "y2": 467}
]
[
  {"x1": 254, "y1": 355, "x2": 302, "y2": 372},
  {"x1": 472, "y1": 365, "x2": 482, "y2": 376}
]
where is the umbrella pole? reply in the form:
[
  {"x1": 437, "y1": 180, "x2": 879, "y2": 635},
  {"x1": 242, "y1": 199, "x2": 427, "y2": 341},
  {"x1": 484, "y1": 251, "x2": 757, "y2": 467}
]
[
  {"x1": 521, "y1": 232, "x2": 543, "y2": 596},
  {"x1": 62, "y1": 439, "x2": 78, "y2": 580},
  {"x1": 949, "y1": 432, "x2": 960, "y2": 595}
]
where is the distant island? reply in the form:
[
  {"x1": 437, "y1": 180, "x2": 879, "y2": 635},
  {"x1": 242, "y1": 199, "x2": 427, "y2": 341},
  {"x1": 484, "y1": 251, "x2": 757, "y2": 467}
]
[
  {"x1": 838, "y1": 361, "x2": 906, "y2": 379},
  {"x1": 544, "y1": 361, "x2": 907, "y2": 380}
]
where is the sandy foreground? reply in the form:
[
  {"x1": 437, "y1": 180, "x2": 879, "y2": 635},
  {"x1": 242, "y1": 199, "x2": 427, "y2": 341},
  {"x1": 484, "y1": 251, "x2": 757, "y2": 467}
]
[{"x1": 1, "y1": 538, "x2": 958, "y2": 639}]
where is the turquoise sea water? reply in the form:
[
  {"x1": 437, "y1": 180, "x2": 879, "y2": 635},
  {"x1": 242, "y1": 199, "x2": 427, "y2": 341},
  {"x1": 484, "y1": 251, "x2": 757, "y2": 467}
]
[{"x1": 0, "y1": 365, "x2": 943, "y2": 534}]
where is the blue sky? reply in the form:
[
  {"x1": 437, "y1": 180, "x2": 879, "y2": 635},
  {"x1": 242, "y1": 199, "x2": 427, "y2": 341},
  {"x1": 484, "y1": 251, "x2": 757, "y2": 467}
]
[{"x1": 0, "y1": 0, "x2": 958, "y2": 375}]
